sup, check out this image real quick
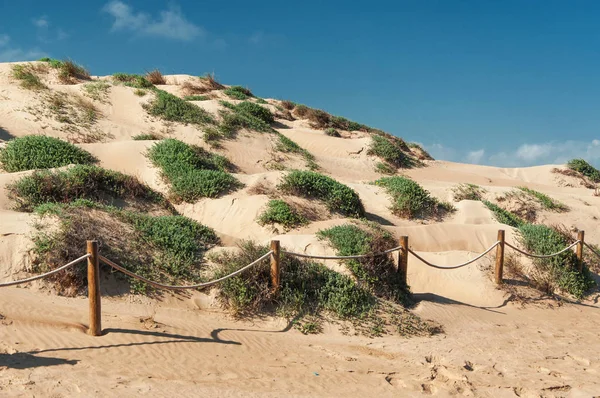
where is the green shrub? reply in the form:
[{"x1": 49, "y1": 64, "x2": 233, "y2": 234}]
[
  {"x1": 407, "y1": 142, "x2": 434, "y2": 160},
  {"x1": 211, "y1": 241, "x2": 375, "y2": 318},
  {"x1": 256, "y1": 98, "x2": 268, "y2": 104},
  {"x1": 184, "y1": 95, "x2": 210, "y2": 101},
  {"x1": 317, "y1": 223, "x2": 412, "y2": 305},
  {"x1": 482, "y1": 201, "x2": 525, "y2": 228},
  {"x1": 374, "y1": 176, "x2": 451, "y2": 219},
  {"x1": 567, "y1": 159, "x2": 600, "y2": 183},
  {"x1": 8, "y1": 165, "x2": 166, "y2": 211},
  {"x1": 279, "y1": 170, "x2": 364, "y2": 218},
  {"x1": 0, "y1": 135, "x2": 95, "y2": 172},
  {"x1": 132, "y1": 133, "x2": 162, "y2": 141},
  {"x1": 224, "y1": 86, "x2": 253, "y2": 100},
  {"x1": 218, "y1": 101, "x2": 274, "y2": 135},
  {"x1": 134, "y1": 89, "x2": 147, "y2": 96},
  {"x1": 40, "y1": 58, "x2": 90, "y2": 83},
  {"x1": 375, "y1": 162, "x2": 396, "y2": 175},
  {"x1": 276, "y1": 133, "x2": 318, "y2": 170},
  {"x1": 11, "y1": 64, "x2": 47, "y2": 90},
  {"x1": 518, "y1": 224, "x2": 595, "y2": 298},
  {"x1": 234, "y1": 101, "x2": 274, "y2": 124},
  {"x1": 112, "y1": 73, "x2": 154, "y2": 89},
  {"x1": 324, "y1": 128, "x2": 341, "y2": 137},
  {"x1": 147, "y1": 139, "x2": 240, "y2": 201},
  {"x1": 203, "y1": 127, "x2": 223, "y2": 146},
  {"x1": 368, "y1": 135, "x2": 414, "y2": 169},
  {"x1": 518, "y1": 187, "x2": 568, "y2": 211},
  {"x1": 38, "y1": 57, "x2": 62, "y2": 68},
  {"x1": 146, "y1": 90, "x2": 215, "y2": 125},
  {"x1": 258, "y1": 200, "x2": 307, "y2": 229},
  {"x1": 453, "y1": 183, "x2": 486, "y2": 201}
]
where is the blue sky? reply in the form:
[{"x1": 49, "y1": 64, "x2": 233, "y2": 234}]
[{"x1": 1, "y1": 0, "x2": 600, "y2": 167}]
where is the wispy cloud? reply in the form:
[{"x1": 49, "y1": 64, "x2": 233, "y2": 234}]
[
  {"x1": 0, "y1": 34, "x2": 46, "y2": 62},
  {"x1": 103, "y1": 1, "x2": 203, "y2": 41},
  {"x1": 32, "y1": 16, "x2": 49, "y2": 28},
  {"x1": 425, "y1": 139, "x2": 600, "y2": 168},
  {"x1": 32, "y1": 15, "x2": 68, "y2": 42},
  {"x1": 248, "y1": 31, "x2": 285, "y2": 46}
]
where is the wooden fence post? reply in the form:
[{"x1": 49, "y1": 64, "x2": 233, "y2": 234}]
[
  {"x1": 495, "y1": 230, "x2": 505, "y2": 285},
  {"x1": 576, "y1": 230, "x2": 585, "y2": 272},
  {"x1": 270, "y1": 240, "x2": 281, "y2": 293},
  {"x1": 399, "y1": 236, "x2": 409, "y2": 285},
  {"x1": 87, "y1": 240, "x2": 102, "y2": 336}
]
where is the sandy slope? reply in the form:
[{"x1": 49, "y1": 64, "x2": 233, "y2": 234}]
[{"x1": 1, "y1": 65, "x2": 600, "y2": 396}]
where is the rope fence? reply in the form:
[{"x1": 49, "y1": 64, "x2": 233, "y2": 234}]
[{"x1": 0, "y1": 228, "x2": 592, "y2": 336}]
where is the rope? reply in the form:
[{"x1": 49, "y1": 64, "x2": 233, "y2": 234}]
[
  {"x1": 505, "y1": 241, "x2": 579, "y2": 259},
  {"x1": 282, "y1": 245, "x2": 402, "y2": 260},
  {"x1": 584, "y1": 242, "x2": 600, "y2": 260},
  {"x1": 407, "y1": 242, "x2": 500, "y2": 270},
  {"x1": 0, "y1": 254, "x2": 91, "y2": 288},
  {"x1": 99, "y1": 251, "x2": 273, "y2": 291}
]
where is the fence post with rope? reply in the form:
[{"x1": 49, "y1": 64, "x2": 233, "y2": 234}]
[
  {"x1": 399, "y1": 236, "x2": 409, "y2": 285},
  {"x1": 495, "y1": 230, "x2": 505, "y2": 285},
  {"x1": 270, "y1": 240, "x2": 281, "y2": 293},
  {"x1": 576, "y1": 230, "x2": 585, "y2": 272},
  {"x1": 87, "y1": 240, "x2": 102, "y2": 336}
]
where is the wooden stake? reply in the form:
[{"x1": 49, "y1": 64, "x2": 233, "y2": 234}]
[
  {"x1": 270, "y1": 240, "x2": 281, "y2": 293},
  {"x1": 495, "y1": 230, "x2": 505, "y2": 285},
  {"x1": 87, "y1": 240, "x2": 102, "y2": 336},
  {"x1": 399, "y1": 236, "x2": 409, "y2": 285},
  {"x1": 576, "y1": 230, "x2": 585, "y2": 272}
]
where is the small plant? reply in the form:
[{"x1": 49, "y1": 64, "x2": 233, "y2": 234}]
[
  {"x1": 258, "y1": 200, "x2": 307, "y2": 229},
  {"x1": 482, "y1": 200, "x2": 525, "y2": 228},
  {"x1": 147, "y1": 139, "x2": 241, "y2": 201},
  {"x1": 294, "y1": 104, "x2": 309, "y2": 117},
  {"x1": 184, "y1": 95, "x2": 210, "y2": 101},
  {"x1": 224, "y1": 86, "x2": 253, "y2": 100},
  {"x1": 145, "y1": 90, "x2": 215, "y2": 126},
  {"x1": 375, "y1": 162, "x2": 396, "y2": 175},
  {"x1": 133, "y1": 133, "x2": 162, "y2": 141},
  {"x1": 83, "y1": 81, "x2": 111, "y2": 102},
  {"x1": 134, "y1": 89, "x2": 147, "y2": 96},
  {"x1": 203, "y1": 127, "x2": 223, "y2": 146},
  {"x1": 280, "y1": 100, "x2": 295, "y2": 110},
  {"x1": 566, "y1": 159, "x2": 600, "y2": 183},
  {"x1": 452, "y1": 183, "x2": 486, "y2": 201},
  {"x1": 408, "y1": 142, "x2": 434, "y2": 160},
  {"x1": 218, "y1": 101, "x2": 275, "y2": 136},
  {"x1": 112, "y1": 73, "x2": 154, "y2": 89},
  {"x1": 0, "y1": 135, "x2": 95, "y2": 172},
  {"x1": 234, "y1": 101, "x2": 274, "y2": 124},
  {"x1": 11, "y1": 64, "x2": 47, "y2": 90},
  {"x1": 146, "y1": 69, "x2": 166, "y2": 85},
  {"x1": 256, "y1": 98, "x2": 268, "y2": 104},
  {"x1": 276, "y1": 134, "x2": 318, "y2": 170},
  {"x1": 279, "y1": 170, "x2": 365, "y2": 218},
  {"x1": 200, "y1": 73, "x2": 224, "y2": 90},
  {"x1": 368, "y1": 135, "x2": 415, "y2": 169},
  {"x1": 374, "y1": 176, "x2": 451, "y2": 219},
  {"x1": 324, "y1": 128, "x2": 341, "y2": 137},
  {"x1": 518, "y1": 187, "x2": 568, "y2": 211}
]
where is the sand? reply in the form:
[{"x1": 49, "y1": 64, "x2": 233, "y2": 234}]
[{"x1": 1, "y1": 63, "x2": 599, "y2": 396}]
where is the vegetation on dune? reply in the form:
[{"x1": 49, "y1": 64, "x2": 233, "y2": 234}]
[
  {"x1": 368, "y1": 134, "x2": 416, "y2": 170},
  {"x1": 112, "y1": 73, "x2": 154, "y2": 89},
  {"x1": 324, "y1": 128, "x2": 341, "y2": 137},
  {"x1": 32, "y1": 201, "x2": 217, "y2": 295},
  {"x1": 258, "y1": 199, "x2": 307, "y2": 229},
  {"x1": 317, "y1": 223, "x2": 412, "y2": 305},
  {"x1": 374, "y1": 162, "x2": 396, "y2": 175},
  {"x1": 234, "y1": 101, "x2": 274, "y2": 124},
  {"x1": 407, "y1": 142, "x2": 434, "y2": 160},
  {"x1": 518, "y1": 187, "x2": 568, "y2": 212},
  {"x1": 374, "y1": 176, "x2": 454, "y2": 219},
  {"x1": 11, "y1": 64, "x2": 47, "y2": 90},
  {"x1": 7, "y1": 165, "x2": 168, "y2": 212},
  {"x1": 134, "y1": 89, "x2": 147, "y2": 97},
  {"x1": 279, "y1": 170, "x2": 365, "y2": 218},
  {"x1": 290, "y1": 103, "x2": 373, "y2": 132},
  {"x1": 276, "y1": 133, "x2": 319, "y2": 170},
  {"x1": 83, "y1": 81, "x2": 111, "y2": 103},
  {"x1": 184, "y1": 95, "x2": 210, "y2": 101},
  {"x1": 198, "y1": 73, "x2": 224, "y2": 90},
  {"x1": 0, "y1": 135, "x2": 95, "y2": 172},
  {"x1": 132, "y1": 133, "x2": 162, "y2": 141},
  {"x1": 218, "y1": 100, "x2": 275, "y2": 137},
  {"x1": 39, "y1": 58, "x2": 90, "y2": 83},
  {"x1": 452, "y1": 183, "x2": 487, "y2": 202},
  {"x1": 147, "y1": 139, "x2": 241, "y2": 201},
  {"x1": 223, "y1": 85, "x2": 253, "y2": 100},
  {"x1": 145, "y1": 69, "x2": 166, "y2": 85},
  {"x1": 482, "y1": 200, "x2": 525, "y2": 228},
  {"x1": 566, "y1": 159, "x2": 600, "y2": 183},
  {"x1": 145, "y1": 90, "x2": 215, "y2": 126}
]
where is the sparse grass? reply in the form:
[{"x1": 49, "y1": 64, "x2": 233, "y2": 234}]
[
  {"x1": 258, "y1": 199, "x2": 307, "y2": 229},
  {"x1": 375, "y1": 162, "x2": 396, "y2": 175},
  {"x1": 147, "y1": 139, "x2": 241, "y2": 201},
  {"x1": 280, "y1": 100, "x2": 295, "y2": 110},
  {"x1": 12, "y1": 64, "x2": 47, "y2": 90},
  {"x1": 317, "y1": 222, "x2": 412, "y2": 305},
  {"x1": 518, "y1": 224, "x2": 595, "y2": 298},
  {"x1": 567, "y1": 159, "x2": 600, "y2": 183},
  {"x1": 83, "y1": 81, "x2": 111, "y2": 103},
  {"x1": 146, "y1": 69, "x2": 166, "y2": 85},
  {"x1": 518, "y1": 187, "x2": 568, "y2": 211},
  {"x1": 0, "y1": 135, "x2": 95, "y2": 172},
  {"x1": 8, "y1": 165, "x2": 167, "y2": 212},
  {"x1": 112, "y1": 73, "x2": 154, "y2": 89},
  {"x1": 453, "y1": 183, "x2": 486, "y2": 201},
  {"x1": 324, "y1": 128, "x2": 341, "y2": 137},
  {"x1": 133, "y1": 133, "x2": 162, "y2": 141},
  {"x1": 256, "y1": 98, "x2": 268, "y2": 104},
  {"x1": 407, "y1": 142, "x2": 434, "y2": 160},
  {"x1": 31, "y1": 202, "x2": 217, "y2": 295},
  {"x1": 368, "y1": 135, "x2": 415, "y2": 170},
  {"x1": 145, "y1": 90, "x2": 215, "y2": 126},
  {"x1": 199, "y1": 73, "x2": 224, "y2": 90},
  {"x1": 224, "y1": 86, "x2": 253, "y2": 100},
  {"x1": 202, "y1": 127, "x2": 224, "y2": 147},
  {"x1": 482, "y1": 200, "x2": 525, "y2": 228},
  {"x1": 291, "y1": 104, "x2": 372, "y2": 131},
  {"x1": 279, "y1": 170, "x2": 365, "y2": 218},
  {"x1": 134, "y1": 89, "x2": 147, "y2": 96},
  {"x1": 39, "y1": 58, "x2": 90, "y2": 83},
  {"x1": 374, "y1": 176, "x2": 454, "y2": 219},
  {"x1": 184, "y1": 95, "x2": 210, "y2": 101},
  {"x1": 276, "y1": 133, "x2": 318, "y2": 170},
  {"x1": 218, "y1": 100, "x2": 275, "y2": 136},
  {"x1": 234, "y1": 101, "x2": 274, "y2": 124}
]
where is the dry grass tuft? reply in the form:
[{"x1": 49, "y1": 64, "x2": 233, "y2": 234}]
[
  {"x1": 202, "y1": 72, "x2": 224, "y2": 90},
  {"x1": 181, "y1": 80, "x2": 210, "y2": 96},
  {"x1": 146, "y1": 69, "x2": 166, "y2": 85}
]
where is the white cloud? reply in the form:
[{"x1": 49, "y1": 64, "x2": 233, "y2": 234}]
[
  {"x1": 0, "y1": 34, "x2": 46, "y2": 62},
  {"x1": 515, "y1": 143, "x2": 552, "y2": 162},
  {"x1": 32, "y1": 16, "x2": 49, "y2": 28},
  {"x1": 103, "y1": 1, "x2": 203, "y2": 41},
  {"x1": 466, "y1": 149, "x2": 485, "y2": 164}
]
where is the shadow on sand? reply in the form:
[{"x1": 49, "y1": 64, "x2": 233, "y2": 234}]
[{"x1": 0, "y1": 352, "x2": 78, "y2": 370}]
